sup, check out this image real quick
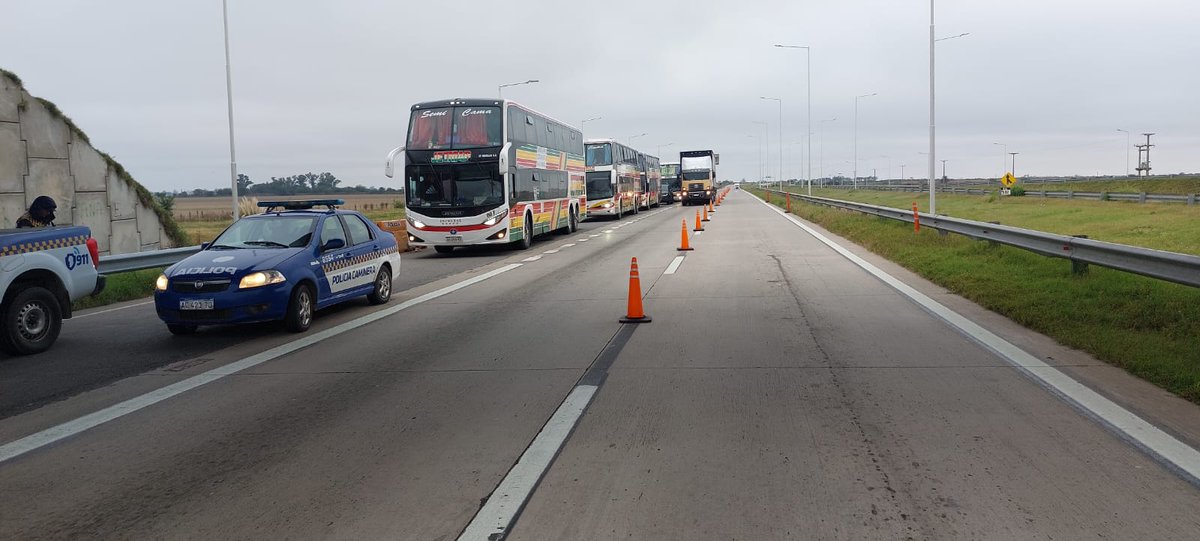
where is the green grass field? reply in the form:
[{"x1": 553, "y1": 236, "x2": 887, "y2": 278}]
[
  {"x1": 800, "y1": 188, "x2": 1200, "y2": 256},
  {"x1": 752, "y1": 187, "x2": 1200, "y2": 403},
  {"x1": 1021, "y1": 175, "x2": 1200, "y2": 195}
]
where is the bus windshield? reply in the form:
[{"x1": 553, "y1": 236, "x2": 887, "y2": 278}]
[
  {"x1": 660, "y1": 164, "x2": 679, "y2": 178},
  {"x1": 586, "y1": 171, "x2": 613, "y2": 199},
  {"x1": 682, "y1": 170, "x2": 711, "y2": 181},
  {"x1": 406, "y1": 163, "x2": 504, "y2": 208},
  {"x1": 586, "y1": 144, "x2": 612, "y2": 166},
  {"x1": 407, "y1": 106, "x2": 502, "y2": 150}
]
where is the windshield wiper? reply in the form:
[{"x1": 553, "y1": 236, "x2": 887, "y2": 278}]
[
  {"x1": 208, "y1": 244, "x2": 239, "y2": 250},
  {"x1": 243, "y1": 240, "x2": 289, "y2": 248}
]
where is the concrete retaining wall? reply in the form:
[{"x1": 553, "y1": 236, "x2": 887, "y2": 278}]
[{"x1": 0, "y1": 70, "x2": 183, "y2": 254}]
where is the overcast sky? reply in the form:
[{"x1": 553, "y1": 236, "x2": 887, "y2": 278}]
[{"x1": 3, "y1": 0, "x2": 1197, "y2": 190}]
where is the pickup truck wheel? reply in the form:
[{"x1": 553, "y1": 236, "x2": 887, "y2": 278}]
[
  {"x1": 167, "y1": 324, "x2": 198, "y2": 335},
  {"x1": 1, "y1": 286, "x2": 62, "y2": 356}
]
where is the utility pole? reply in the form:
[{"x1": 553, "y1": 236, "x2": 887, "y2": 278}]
[
  {"x1": 1136, "y1": 133, "x2": 1155, "y2": 176},
  {"x1": 222, "y1": 0, "x2": 240, "y2": 219},
  {"x1": 940, "y1": 159, "x2": 948, "y2": 180},
  {"x1": 1009, "y1": 152, "x2": 1019, "y2": 178}
]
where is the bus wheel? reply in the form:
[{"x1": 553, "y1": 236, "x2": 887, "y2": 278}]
[
  {"x1": 568, "y1": 209, "x2": 578, "y2": 232},
  {"x1": 519, "y1": 218, "x2": 533, "y2": 249},
  {"x1": 615, "y1": 204, "x2": 623, "y2": 220}
]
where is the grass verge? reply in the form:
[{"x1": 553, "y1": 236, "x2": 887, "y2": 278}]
[
  {"x1": 803, "y1": 188, "x2": 1200, "y2": 255},
  {"x1": 751, "y1": 188, "x2": 1200, "y2": 404},
  {"x1": 74, "y1": 267, "x2": 163, "y2": 311}
]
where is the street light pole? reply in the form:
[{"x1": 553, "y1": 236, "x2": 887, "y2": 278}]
[
  {"x1": 775, "y1": 44, "x2": 812, "y2": 195},
  {"x1": 853, "y1": 93, "x2": 877, "y2": 190},
  {"x1": 748, "y1": 135, "x2": 761, "y2": 183},
  {"x1": 627, "y1": 132, "x2": 647, "y2": 144},
  {"x1": 581, "y1": 116, "x2": 601, "y2": 130},
  {"x1": 1009, "y1": 152, "x2": 1019, "y2": 178},
  {"x1": 761, "y1": 97, "x2": 783, "y2": 190},
  {"x1": 818, "y1": 117, "x2": 836, "y2": 184},
  {"x1": 1117, "y1": 128, "x2": 1130, "y2": 176},
  {"x1": 752, "y1": 121, "x2": 768, "y2": 185},
  {"x1": 940, "y1": 159, "x2": 948, "y2": 180},
  {"x1": 221, "y1": 0, "x2": 240, "y2": 219},
  {"x1": 498, "y1": 79, "x2": 539, "y2": 98},
  {"x1": 928, "y1": 0, "x2": 936, "y2": 213}
]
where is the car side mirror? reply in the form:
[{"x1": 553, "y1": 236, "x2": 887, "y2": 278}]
[
  {"x1": 322, "y1": 238, "x2": 345, "y2": 252},
  {"x1": 200, "y1": 242, "x2": 210, "y2": 250}
]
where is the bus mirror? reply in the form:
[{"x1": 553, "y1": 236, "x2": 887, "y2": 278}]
[
  {"x1": 498, "y1": 142, "x2": 511, "y2": 172},
  {"x1": 714, "y1": 153, "x2": 720, "y2": 165},
  {"x1": 385, "y1": 146, "x2": 405, "y2": 178}
]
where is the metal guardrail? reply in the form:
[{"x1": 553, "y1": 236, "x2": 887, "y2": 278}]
[
  {"x1": 762, "y1": 189, "x2": 1200, "y2": 288},
  {"x1": 98, "y1": 245, "x2": 202, "y2": 275},
  {"x1": 819, "y1": 184, "x2": 1198, "y2": 204}
]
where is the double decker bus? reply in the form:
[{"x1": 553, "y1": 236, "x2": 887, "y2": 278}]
[
  {"x1": 584, "y1": 139, "x2": 641, "y2": 219},
  {"x1": 639, "y1": 153, "x2": 662, "y2": 210},
  {"x1": 660, "y1": 161, "x2": 680, "y2": 204},
  {"x1": 386, "y1": 99, "x2": 585, "y2": 252}
]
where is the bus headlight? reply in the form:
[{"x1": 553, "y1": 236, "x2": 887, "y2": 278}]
[
  {"x1": 483, "y1": 210, "x2": 508, "y2": 227},
  {"x1": 706, "y1": 190, "x2": 711, "y2": 195},
  {"x1": 408, "y1": 217, "x2": 426, "y2": 230},
  {"x1": 603, "y1": 202, "x2": 613, "y2": 208},
  {"x1": 155, "y1": 274, "x2": 169, "y2": 292},
  {"x1": 239, "y1": 270, "x2": 287, "y2": 289}
]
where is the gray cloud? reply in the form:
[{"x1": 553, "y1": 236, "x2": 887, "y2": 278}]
[{"x1": 3, "y1": 0, "x2": 1196, "y2": 191}]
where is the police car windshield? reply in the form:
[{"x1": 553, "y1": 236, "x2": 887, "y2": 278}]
[{"x1": 213, "y1": 215, "x2": 316, "y2": 249}]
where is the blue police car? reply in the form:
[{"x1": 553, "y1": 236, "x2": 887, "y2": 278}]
[{"x1": 154, "y1": 200, "x2": 401, "y2": 334}]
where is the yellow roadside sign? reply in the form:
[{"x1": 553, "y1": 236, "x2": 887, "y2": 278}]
[{"x1": 1000, "y1": 172, "x2": 1016, "y2": 187}]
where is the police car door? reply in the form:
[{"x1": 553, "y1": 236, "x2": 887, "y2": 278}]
[
  {"x1": 340, "y1": 213, "x2": 384, "y2": 295},
  {"x1": 315, "y1": 215, "x2": 353, "y2": 304}
]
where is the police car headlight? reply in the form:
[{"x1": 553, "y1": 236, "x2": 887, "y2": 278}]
[
  {"x1": 239, "y1": 270, "x2": 287, "y2": 289},
  {"x1": 155, "y1": 274, "x2": 169, "y2": 292}
]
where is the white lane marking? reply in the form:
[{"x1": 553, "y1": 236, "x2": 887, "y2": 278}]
[
  {"x1": 752, "y1": 194, "x2": 1200, "y2": 484},
  {"x1": 589, "y1": 234, "x2": 601, "y2": 238},
  {"x1": 74, "y1": 300, "x2": 153, "y2": 319},
  {"x1": 695, "y1": 231, "x2": 703, "y2": 236},
  {"x1": 542, "y1": 249, "x2": 560, "y2": 254},
  {"x1": 604, "y1": 230, "x2": 614, "y2": 234},
  {"x1": 458, "y1": 385, "x2": 597, "y2": 541},
  {"x1": 578, "y1": 238, "x2": 589, "y2": 242},
  {"x1": 0, "y1": 264, "x2": 524, "y2": 464},
  {"x1": 560, "y1": 243, "x2": 575, "y2": 248},
  {"x1": 521, "y1": 256, "x2": 542, "y2": 262},
  {"x1": 664, "y1": 256, "x2": 685, "y2": 275}
]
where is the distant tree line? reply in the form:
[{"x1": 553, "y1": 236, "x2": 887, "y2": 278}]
[{"x1": 167, "y1": 173, "x2": 403, "y2": 198}]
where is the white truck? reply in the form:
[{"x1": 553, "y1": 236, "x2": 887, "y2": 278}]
[{"x1": 0, "y1": 226, "x2": 104, "y2": 355}]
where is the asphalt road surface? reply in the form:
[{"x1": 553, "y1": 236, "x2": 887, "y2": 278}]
[{"x1": 1, "y1": 193, "x2": 1198, "y2": 540}]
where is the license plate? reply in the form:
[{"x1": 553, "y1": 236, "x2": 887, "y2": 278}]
[
  {"x1": 445, "y1": 236, "x2": 464, "y2": 243},
  {"x1": 179, "y1": 299, "x2": 214, "y2": 310}
]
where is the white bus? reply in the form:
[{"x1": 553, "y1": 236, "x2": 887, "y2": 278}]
[
  {"x1": 584, "y1": 139, "x2": 642, "y2": 219},
  {"x1": 386, "y1": 98, "x2": 585, "y2": 252},
  {"x1": 639, "y1": 153, "x2": 662, "y2": 210}
]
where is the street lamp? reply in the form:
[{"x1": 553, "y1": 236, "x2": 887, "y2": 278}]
[
  {"x1": 221, "y1": 0, "x2": 240, "y2": 219},
  {"x1": 581, "y1": 116, "x2": 602, "y2": 129},
  {"x1": 775, "y1": 44, "x2": 812, "y2": 195},
  {"x1": 854, "y1": 92, "x2": 877, "y2": 190},
  {"x1": 627, "y1": 132, "x2": 647, "y2": 144},
  {"x1": 1117, "y1": 128, "x2": 1130, "y2": 176},
  {"x1": 818, "y1": 117, "x2": 836, "y2": 183},
  {"x1": 752, "y1": 120, "x2": 768, "y2": 184},
  {"x1": 927, "y1": 0, "x2": 970, "y2": 214},
  {"x1": 760, "y1": 96, "x2": 783, "y2": 190},
  {"x1": 498, "y1": 79, "x2": 538, "y2": 98},
  {"x1": 748, "y1": 135, "x2": 763, "y2": 183}
]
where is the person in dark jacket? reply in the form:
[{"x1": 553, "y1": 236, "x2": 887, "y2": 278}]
[{"x1": 16, "y1": 196, "x2": 57, "y2": 228}]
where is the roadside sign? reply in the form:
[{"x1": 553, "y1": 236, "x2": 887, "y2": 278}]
[{"x1": 1000, "y1": 172, "x2": 1016, "y2": 187}]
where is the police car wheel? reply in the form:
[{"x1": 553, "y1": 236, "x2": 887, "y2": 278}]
[
  {"x1": 284, "y1": 284, "x2": 315, "y2": 333},
  {"x1": 368, "y1": 265, "x2": 392, "y2": 305},
  {"x1": 0, "y1": 286, "x2": 62, "y2": 356},
  {"x1": 167, "y1": 324, "x2": 198, "y2": 335}
]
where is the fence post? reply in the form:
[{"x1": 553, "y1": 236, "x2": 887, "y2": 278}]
[
  {"x1": 1071, "y1": 235, "x2": 1089, "y2": 276},
  {"x1": 1067, "y1": 190, "x2": 1073, "y2": 199},
  {"x1": 786, "y1": 193, "x2": 792, "y2": 213},
  {"x1": 1189, "y1": 193, "x2": 1196, "y2": 206},
  {"x1": 911, "y1": 202, "x2": 920, "y2": 234}
]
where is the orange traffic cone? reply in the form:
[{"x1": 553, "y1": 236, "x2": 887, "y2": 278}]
[
  {"x1": 702, "y1": 204, "x2": 710, "y2": 222},
  {"x1": 694, "y1": 209, "x2": 704, "y2": 231},
  {"x1": 678, "y1": 219, "x2": 693, "y2": 251},
  {"x1": 715, "y1": 195, "x2": 722, "y2": 206},
  {"x1": 619, "y1": 257, "x2": 651, "y2": 323}
]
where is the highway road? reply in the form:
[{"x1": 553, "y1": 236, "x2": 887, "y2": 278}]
[{"x1": 2, "y1": 191, "x2": 1199, "y2": 539}]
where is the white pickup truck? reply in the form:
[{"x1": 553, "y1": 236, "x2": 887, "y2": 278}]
[{"x1": 0, "y1": 226, "x2": 104, "y2": 355}]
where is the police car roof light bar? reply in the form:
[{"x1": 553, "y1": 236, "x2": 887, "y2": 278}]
[{"x1": 256, "y1": 199, "x2": 345, "y2": 213}]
